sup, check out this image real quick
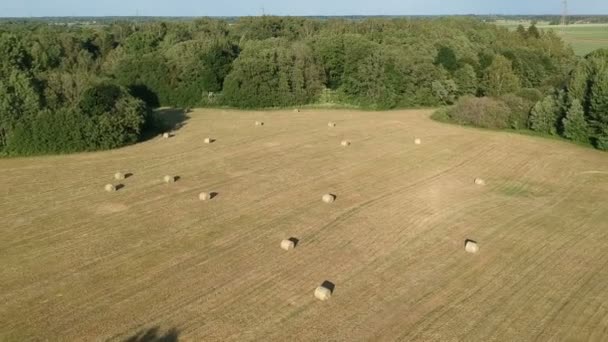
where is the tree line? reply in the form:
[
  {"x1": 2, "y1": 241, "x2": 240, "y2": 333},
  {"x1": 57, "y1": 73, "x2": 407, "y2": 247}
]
[{"x1": 0, "y1": 17, "x2": 604, "y2": 155}]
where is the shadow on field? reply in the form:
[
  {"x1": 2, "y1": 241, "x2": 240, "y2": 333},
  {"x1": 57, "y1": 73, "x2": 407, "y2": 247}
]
[
  {"x1": 140, "y1": 108, "x2": 190, "y2": 142},
  {"x1": 322, "y1": 281, "x2": 336, "y2": 294},
  {"x1": 288, "y1": 237, "x2": 300, "y2": 247},
  {"x1": 123, "y1": 326, "x2": 179, "y2": 342}
]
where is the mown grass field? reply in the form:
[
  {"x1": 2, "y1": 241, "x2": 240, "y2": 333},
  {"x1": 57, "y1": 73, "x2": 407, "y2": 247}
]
[
  {"x1": 1, "y1": 109, "x2": 608, "y2": 341},
  {"x1": 497, "y1": 21, "x2": 608, "y2": 55}
]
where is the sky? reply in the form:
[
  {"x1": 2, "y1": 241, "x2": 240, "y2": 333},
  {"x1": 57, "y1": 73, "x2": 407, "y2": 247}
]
[{"x1": 2, "y1": 0, "x2": 608, "y2": 17}]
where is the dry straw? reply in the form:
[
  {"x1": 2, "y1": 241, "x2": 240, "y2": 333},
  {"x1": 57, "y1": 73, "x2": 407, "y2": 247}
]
[
  {"x1": 474, "y1": 178, "x2": 486, "y2": 186},
  {"x1": 314, "y1": 286, "x2": 332, "y2": 301},
  {"x1": 465, "y1": 240, "x2": 479, "y2": 254},
  {"x1": 280, "y1": 239, "x2": 295, "y2": 251},
  {"x1": 164, "y1": 175, "x2": 175, "y2": 183},
  {"x1": 114, "y1": 172, "x2": 125, "y2": 180},
  {"x1": 322, "y1": 194, "x2": 336, "y2": 203},
  {"x1": 204, "y1": 138, "x2": 212, "y2": 144},
  {"x1": 104, "y1": 184, "x2": 116, "y2": 192},
  {"x1": 414, "y1": 138, "x2": 422, "y2": 145},
  {"x1": 199, "y1": 192, "x2": 210, "y2": 201},
  {"x1": 341, "y1": 140, "x2": 351, "y2": 147},
  {"x1": 163, "y1": 133, "x2": 170, "y2": 139}
]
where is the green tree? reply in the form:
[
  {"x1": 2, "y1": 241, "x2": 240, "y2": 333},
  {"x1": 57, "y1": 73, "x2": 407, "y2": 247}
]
[
  {"x1": 222, "y1": 39, "x2": 323, "y2": 108},
  {"x1": 589, "y1": 68, "x2": 608, "y2": 150},
  {"x1": 432, "y1": 80, "x2": 458, "y2": 105},
  {"x1": 527, "y1": 24, "x2": 541, "y2": 39},
  {"x1": 482, "y1": 55, "x2": 521, "y2": 96},
  {"x1": 530, "y1": 95, "x2": 559, "y2": 135},
  {"x1": 454, "y1": 64, "x2": 477, "y2": 96},
  {"x1": 563, "y1": 99, "x2": 590, "y2": 144},
  {"x1": 0, "y1": 70, "x2": 41, "y2": 148},
  {"x1": 434, "y1": 46, "x2": 458, "y2": 73},
  {"x1": 516, "y1": 25, "x2": 527, "y2": 38},
  {"x1": 78, "y1": 83, "x2": 147, "y2": 150}
]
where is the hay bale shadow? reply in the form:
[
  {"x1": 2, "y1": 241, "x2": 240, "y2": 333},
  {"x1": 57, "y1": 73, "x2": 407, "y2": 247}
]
[
  {"x1": 125, "y1": 173, "x2": 134, "y2": 179},
  {"x1": 209, "y1": 192, "x2": 219, "y2": 199},
  {"x1": 288, "y1": 237, "x2": 300, "y2": 247},
  {"x1": 140, "y1": 108, "x2": 190, "y2": 143},
  {"x1": 123, "y1": 327, "x2": 179, "y2": 342},
  {"x1": 464, "y1": 239, "x2": 477, "y2": 247},
  {"x1": 116, "y1": 184, "x2": 125, "y2": 191},
  {"x1": 321, "y1": 281, "x2": 336, "y2": 294},
  {"x1": 174, "y1": 176, "x2": 181, "y2": 182}
]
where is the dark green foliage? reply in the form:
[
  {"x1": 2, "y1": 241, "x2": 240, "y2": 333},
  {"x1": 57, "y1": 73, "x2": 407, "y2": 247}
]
[
  {"x1": 454, "y1": 64, "x2": 478, "y2": 96},
  {"x1": 113, "y1": 53, "x2": 174, "y2": 106},
  {"x1": 563, "y1": 99, "x2": 590, "y2": 144},
  {"x1": 499, "y1": 94, "x2": 535, "y2": 130},
  {"x1": 7, "y1": 108, "x2": 89, "y2": 155},
  {"x1": 0, "y1": 70, "x2": 42, "y2": 148},
  {"x1": 516, "y1": 25, "x2": 527, "y2": 38},
  {"x1": 0, "y1": 17, "x2": 592, "y2": 154},
  {"x1": 530, "y1": 95, "x2": 559, "y2": 135},
  {"x1": 589, "y1": 68, "x2": 608, "y2": 150},
  {"x1": 6, "y1": 82, "x2": 147, "y2": 155},
  {"x1": 222, "y1": 40, "x2": 323, "y2": 108},
  {"x1": 79, "y1": 83, "x2": 122, "y2": 116},
  {"x1": 311, "y1": 34, "x2": 346, "y2": 89},
  {"x1": 435, "y1": 46, "x2": 459, "y2": 73},
  {"x1": 527, "y1": 24, "x2": 541, "y2": 39}
]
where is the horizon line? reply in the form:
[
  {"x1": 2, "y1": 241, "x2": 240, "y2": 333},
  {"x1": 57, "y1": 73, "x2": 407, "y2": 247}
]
[{"x1": 2, "y1": 14, "x2": 608, "y2": 18}]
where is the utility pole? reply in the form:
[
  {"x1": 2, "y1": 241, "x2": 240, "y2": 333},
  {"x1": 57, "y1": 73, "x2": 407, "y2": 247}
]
[{"x1": 561, "y1": 0, "x2": 568, "y2": 33}]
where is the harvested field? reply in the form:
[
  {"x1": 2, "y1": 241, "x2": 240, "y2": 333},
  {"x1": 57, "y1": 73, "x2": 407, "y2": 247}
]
[{"x1": 1, "y1": 109, "x2": 607, "y2": 341}]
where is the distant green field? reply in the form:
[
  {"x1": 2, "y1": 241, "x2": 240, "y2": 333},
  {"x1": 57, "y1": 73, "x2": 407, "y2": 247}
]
[{"x1": 496, "y1": 21, "x2": 608, "y2": 55}]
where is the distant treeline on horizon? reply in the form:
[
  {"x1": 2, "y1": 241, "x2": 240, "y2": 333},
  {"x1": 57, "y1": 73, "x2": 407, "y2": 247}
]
[{"x1": 1, "y1": 14, "x2": 608, "y2": 24}]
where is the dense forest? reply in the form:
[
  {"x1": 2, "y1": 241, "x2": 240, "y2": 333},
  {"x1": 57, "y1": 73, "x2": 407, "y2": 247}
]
[{"x1": 0, "y1": 17, "x2": 606, "y2": 155}]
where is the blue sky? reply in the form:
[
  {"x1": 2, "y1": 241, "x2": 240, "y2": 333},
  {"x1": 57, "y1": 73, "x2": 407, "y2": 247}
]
[{"x1": 3, "y1": 0, "x2": 608, "y2": 17}]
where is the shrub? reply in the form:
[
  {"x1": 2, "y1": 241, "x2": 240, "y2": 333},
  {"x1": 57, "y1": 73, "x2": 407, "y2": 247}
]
[
  {"x1": 7, "y1": 108, "x2": 88, "y2": 154},
  {"x1": 499, "y1": 94, "x2": 534, "y2": 130},
  {"x1": 444, "y1": 96, "x2": 511, "y2": 129}
]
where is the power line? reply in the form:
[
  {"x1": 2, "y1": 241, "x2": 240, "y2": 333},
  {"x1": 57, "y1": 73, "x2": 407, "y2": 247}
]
[{"x1": 561, "y1": 0, "x2": 568, "y2": 32}]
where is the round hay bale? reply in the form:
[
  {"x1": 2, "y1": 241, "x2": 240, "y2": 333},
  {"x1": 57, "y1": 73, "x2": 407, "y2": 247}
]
[
  {"x1": 465, "y1": 240, "x2": 479, "y2": 254},
  {"x1": 164, "y1": 175, "x2": 175, "y2": 184},
  {"x1": 280, "y1": 239, "x2": 295, "y2": 251},
  {"x1": 474, "y1": 178, "x2": 486, "y2": 186},
  {"x1": 414, "y1": 138, "x2": 422, "y2": 145},
  {"x1": 341, "y1": 140, "x2": 351, "y2": 147},
  {"x1": 114, "y1": 172, "x2": 125, "y2": 180},
  {"x1": 294, "y1": 108, "x2": 300, "y2": 113},
  {"x1": 163, "y1": 133, "x2": 170, "y2": 139},
  {"x1": 322, "y1": 194, "x2": 336, "y2": 204},
  {"x1": 204, "y1": 137, "x2": 212, "y2": 144},
  {"x1": 328, "y1": 122, "x2": 336, "y2": 127},
  {"x1": 314, "y1": 286, "x2": 332, "y2": 301},
  {"x1": 199, "y1": 192, "x2": 211, "y2": 201},
  {"x1": 255, "y1": 121, "x2": 264, "y2": 126},
  {"x1": 104, "y1": 184, "x2": 116, "y2": 192}
]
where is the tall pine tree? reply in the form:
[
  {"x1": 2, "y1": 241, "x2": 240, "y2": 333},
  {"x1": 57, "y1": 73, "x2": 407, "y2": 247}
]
[{"x1": 563, "y1": 99, "x2": 590, "y2": 144}]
